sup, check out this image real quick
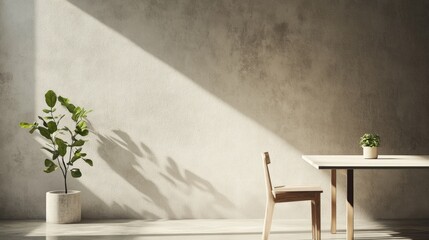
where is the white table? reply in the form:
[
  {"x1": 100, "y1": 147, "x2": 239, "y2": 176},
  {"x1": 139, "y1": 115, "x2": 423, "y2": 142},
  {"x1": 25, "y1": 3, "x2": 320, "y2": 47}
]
[{"x1": 302, "y1": 155, "x2": 429, "y2": 240}]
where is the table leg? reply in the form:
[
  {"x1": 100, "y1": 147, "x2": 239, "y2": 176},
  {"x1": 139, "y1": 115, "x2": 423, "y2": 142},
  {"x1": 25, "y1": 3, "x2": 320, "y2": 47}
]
[
  {"x1": 347, "y1": 169, "x2": 354, "y2": 240},
  {"x1": 331, "y1": 169, "x2": 337, "y2": 234}
]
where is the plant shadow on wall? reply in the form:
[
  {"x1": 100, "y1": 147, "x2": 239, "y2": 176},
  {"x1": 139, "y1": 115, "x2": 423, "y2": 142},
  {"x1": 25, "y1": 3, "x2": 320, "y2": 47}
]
[
  {"x1": 67, "y1": 0, "x2": 429, "y2": 220},
  {"x1": 95, "y1": 129, "x2": 234, "y2": 219}
]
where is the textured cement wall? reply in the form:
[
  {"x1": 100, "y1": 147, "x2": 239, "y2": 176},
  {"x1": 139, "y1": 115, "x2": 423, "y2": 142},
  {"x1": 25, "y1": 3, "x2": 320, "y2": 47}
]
[{"x1": 1, "y1": 0, "x2": 428, "y2": 220}]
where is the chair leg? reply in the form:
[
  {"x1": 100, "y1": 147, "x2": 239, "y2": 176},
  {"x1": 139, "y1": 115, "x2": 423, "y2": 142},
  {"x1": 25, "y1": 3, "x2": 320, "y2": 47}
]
[
  {"x1": 311, "y1": 196, "x2": 322, "y2": 240},
  {"x1": 316, "y1": 194, "x2": 321, "y2": 240},
  {"x1": 311, "y1": 200, "x2": 316, "y2": 240},
  {"x1": 262, "y1": 199, "x2": 275, "y2": 240}
]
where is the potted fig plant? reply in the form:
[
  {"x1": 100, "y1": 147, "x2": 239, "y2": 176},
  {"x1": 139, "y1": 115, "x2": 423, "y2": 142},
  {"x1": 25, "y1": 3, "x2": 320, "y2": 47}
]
[
  {"x1": 359, "y1": 133, "x2": 380, "y2": 159},
  {"x1": 19, "y1": 90, "x2": 93, "y2": 223}
]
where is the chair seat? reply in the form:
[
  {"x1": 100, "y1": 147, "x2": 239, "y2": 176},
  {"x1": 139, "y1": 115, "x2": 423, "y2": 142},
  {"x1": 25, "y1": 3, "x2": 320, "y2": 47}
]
[
  {"x1": 274, "y1": 185, "x2": 323, "y2": 193},
  {"x1": 273, "y1": 186, "x2": 323, "y2": 202}
]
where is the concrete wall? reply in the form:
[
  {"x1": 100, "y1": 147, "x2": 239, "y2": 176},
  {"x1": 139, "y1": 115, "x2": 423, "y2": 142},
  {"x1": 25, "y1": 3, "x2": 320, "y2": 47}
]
[{"x1": 1, "y1": 0, "x2": 428, "y2": 221}]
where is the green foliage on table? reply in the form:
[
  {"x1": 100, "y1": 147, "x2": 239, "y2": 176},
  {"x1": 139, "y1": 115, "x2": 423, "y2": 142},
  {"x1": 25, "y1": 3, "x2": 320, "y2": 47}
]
[
  {"x1": 19, "y1": 90, "x2": 93, "y2": 194},
  {"x1": 359, "y1": 133, "x2": 380, "y2": 147}
]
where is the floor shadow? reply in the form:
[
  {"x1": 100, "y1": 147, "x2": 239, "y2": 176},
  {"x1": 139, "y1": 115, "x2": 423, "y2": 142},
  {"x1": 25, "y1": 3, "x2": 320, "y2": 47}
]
[
  {"x1": 361, "y1": 219, "x2": 429, "y2": 240},
  {"x1": 391, "y1": 230, "x2": 429, "y2": 240}
]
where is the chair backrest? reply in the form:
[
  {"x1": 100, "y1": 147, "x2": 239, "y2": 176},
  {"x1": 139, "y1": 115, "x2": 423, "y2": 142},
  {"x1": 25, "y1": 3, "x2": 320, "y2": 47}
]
[{"x1": 262, "y1": 152, "x2": 274, "y2": 199}]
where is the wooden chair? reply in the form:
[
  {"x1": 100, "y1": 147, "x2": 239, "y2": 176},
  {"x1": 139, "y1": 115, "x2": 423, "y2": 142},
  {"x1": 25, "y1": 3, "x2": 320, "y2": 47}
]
[{"x1": 262, "y1": 152, "x2": 322, "y2": 240}]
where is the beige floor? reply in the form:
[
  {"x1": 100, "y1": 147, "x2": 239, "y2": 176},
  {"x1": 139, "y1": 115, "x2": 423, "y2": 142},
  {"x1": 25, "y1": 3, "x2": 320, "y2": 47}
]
[{"x1": 0, "y1": 219, "x2": 428, "y2": 240}]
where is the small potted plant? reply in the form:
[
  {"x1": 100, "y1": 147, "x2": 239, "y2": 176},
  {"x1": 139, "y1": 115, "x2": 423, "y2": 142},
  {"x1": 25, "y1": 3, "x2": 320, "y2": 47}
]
[
  {"x1": 359, "y1": 133, "x2": 380, "y2": 159},
  {"x1": 19, "y1": 90, "x2": 93, "y2": 223}
]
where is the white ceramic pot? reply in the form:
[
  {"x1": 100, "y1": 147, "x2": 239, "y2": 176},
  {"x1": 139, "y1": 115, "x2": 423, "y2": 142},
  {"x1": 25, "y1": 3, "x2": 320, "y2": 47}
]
[
  {"x1": 46, "y1": 190, "x2": 81, "y2": 223},
  {"x1": 363, "y1": 147, "x2": 378, "y2": 159}
]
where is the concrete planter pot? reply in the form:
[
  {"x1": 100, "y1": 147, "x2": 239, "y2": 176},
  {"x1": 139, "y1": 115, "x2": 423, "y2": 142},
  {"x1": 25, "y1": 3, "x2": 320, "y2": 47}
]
[
  {"x1": 363, "y1": 147, "x2": 378, "y2": 159},
  {"x1": 46, "y1": 190, "x2": 81, "y2": 223}
]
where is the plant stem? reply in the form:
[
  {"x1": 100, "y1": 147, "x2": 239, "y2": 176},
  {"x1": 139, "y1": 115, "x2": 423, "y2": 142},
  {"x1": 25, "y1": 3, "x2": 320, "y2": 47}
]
[
  {"x1": 61, "y1": 156, "x2": 68, "y2": 194},
  {"x1": 49, "y1": 126, "x2": 65, "y2": 185},
  {"x1": 50, "y1": 107, "x2": 68, "y2": 193},
  {"x1": 66, "y1": 130, "x2": 76, "y2": 196},
  {"x1": 64, "y1": 170, "x2": 68, "y2": 194},
  {"x1": 56, "y1": 158, "x2": 65, "y2": 178}
]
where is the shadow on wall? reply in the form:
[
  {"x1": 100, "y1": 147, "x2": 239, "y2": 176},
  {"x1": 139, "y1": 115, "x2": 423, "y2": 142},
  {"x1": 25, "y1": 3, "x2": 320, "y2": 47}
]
[
  {"x1": 66, "y1": 0, "x2": 429, "y2": 155},
  {"x1": 92, "y1": 129, "x2": 234, "y2": 219},
  {"x1": 78, "y1": 182, "x2": 147, "y2": 220},
  {"x1": 66, "y1": 0, "x2": 429, "y2": 219}
]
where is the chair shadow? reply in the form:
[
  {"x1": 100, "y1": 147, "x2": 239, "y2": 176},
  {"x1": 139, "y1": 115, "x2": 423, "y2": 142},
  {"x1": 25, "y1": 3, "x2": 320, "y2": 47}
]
[
  {"x1": 391, "y1": 230, "x2": 429, "y2": 240},
  {"x1": 387, "y1": 219, "x2": 429, "y2": 240},
  {"x1": 354, "y1": 220, "x2": 429, "y2": 240}
]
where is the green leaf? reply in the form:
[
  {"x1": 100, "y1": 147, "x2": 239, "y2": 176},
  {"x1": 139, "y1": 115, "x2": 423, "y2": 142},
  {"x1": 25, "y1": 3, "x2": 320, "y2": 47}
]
[
  {"x1": 20, "y1": 121, "x2": 37, "y2": 134},
  {"x1": 71, "y1": 151, "x2": 87, "y2": 163},
  {"x1": 44, "y1": 161, "x2": 58, "y2": 173},
  {"x1": 52, "y1": 151, "x2": 59, "y2": 160},
  {"x1": 59, "y1": 96, "x2": 77, "y2": 113},
  {"x1": 72, "y1": 107, "x2": 82, "y2": 122},
  {"x1": 77, "y1": 121, "x2": 87, "y2": 130},
  {"x1": 78, "y1": 108, "x2": 88, "y2": 118},
  {"x1": 72, "y1": 140, "x2": 85, "y2": 147},
  {"x1": 81, "y1": 109, "x2": 92, "y2": 118},
  {"x1": 82, "y1": 109, "x2": 92, "y2": 118},
  {"x1": 55, "y1": 138, "x2": 67, "y2": 157},
  {"x1": 42, "y1": 108, "x2": 56, "y2": 113},
  {"x1": 71, "y1": 155, "x2": 80, "y2": 163},
  {"x1": 29, "y1": 125, "x2": 38, "y2": 134},
  {"x1": 19, "y1": 122, "x2": 34, "y2": 129},
  {"x1": 75, "y1": 120, "x2": 88, "y2": 136},
  {"x1": 73, "y1": 106, "x2": 82, "y2": 114},
  {"x1": 45, "y1": 90, "x2": 57, "y2": 108},
  {"x1": 58, "y1": 96, "x2": 69, "y2": 105},
  {"x1": 47, "y1": 121, "x2": 57, "y2": 133},
  {"x1": 76, "y1": 129, "x2": 89, "y2": 136},
  {"x1": 67, "y1": 104, "x2": 76, "y2": 114},
  {"x1": 38, "y1": 127, "x2": 51, "y2": 140},
  {"x1": 70, "y1": 168, "x2": 82, "y2": 178},
  {"x1": 44, "y1": 159, "x2": 55, "y2": 167},
  {"x1": 359, "y1": 133, "x2": 381, "y2": 147},
  {"x1": 38, "y1": 116, "x2": 48, "y2": 127},
  {"x1": 83, "y1": 158, "x2": 93, "y2": 166}
]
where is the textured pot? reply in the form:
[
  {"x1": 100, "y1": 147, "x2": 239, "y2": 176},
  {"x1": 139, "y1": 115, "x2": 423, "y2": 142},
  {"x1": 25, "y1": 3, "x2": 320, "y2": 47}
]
[
  {"x1": 363, "y1": 147, "x2": 378, "y2": 159},
  {"x1": 46, "y1": 190, "x2": 81, "y2": 223}
]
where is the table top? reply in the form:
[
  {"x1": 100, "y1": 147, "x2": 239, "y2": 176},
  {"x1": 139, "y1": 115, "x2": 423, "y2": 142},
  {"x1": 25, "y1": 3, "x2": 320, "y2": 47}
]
[{"x1": 302, "y1": 155, "x2": 429, "y2": 169}]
